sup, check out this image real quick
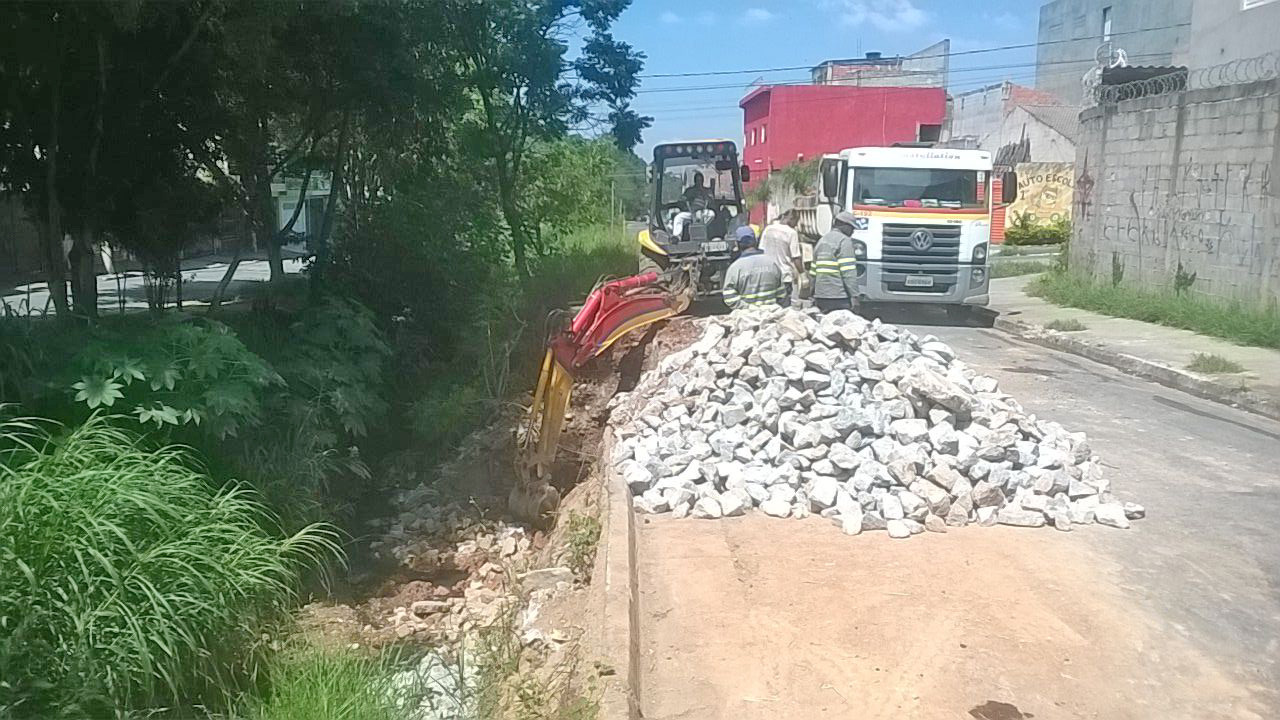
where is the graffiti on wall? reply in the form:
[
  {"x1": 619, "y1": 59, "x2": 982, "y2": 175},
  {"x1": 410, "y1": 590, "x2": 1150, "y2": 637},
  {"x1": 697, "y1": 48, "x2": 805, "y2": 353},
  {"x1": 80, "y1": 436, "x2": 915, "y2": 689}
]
[
  {"x1": 1100, "y1": 159, "x2": 1273, "y2": 271},
  {"x1": 1006, "y1": 162, "x2": 1074, "y2": 227}
]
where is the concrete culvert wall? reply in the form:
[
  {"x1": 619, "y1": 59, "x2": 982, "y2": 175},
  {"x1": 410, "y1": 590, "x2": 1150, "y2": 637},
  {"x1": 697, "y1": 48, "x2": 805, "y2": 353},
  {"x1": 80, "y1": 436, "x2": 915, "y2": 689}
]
[{"x1": 607, "y1": 307, "x2": 1145, "y2": 537}]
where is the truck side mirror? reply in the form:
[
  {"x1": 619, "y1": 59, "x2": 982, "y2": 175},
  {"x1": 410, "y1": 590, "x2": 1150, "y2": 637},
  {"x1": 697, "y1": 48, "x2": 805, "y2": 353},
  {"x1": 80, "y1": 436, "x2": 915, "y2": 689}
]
[
  {"x1": 1002, "y1": 172, "x2": 1018, "y2": 204},
  {"x1": 821, "y1": 160, "x2": 841, "y2": 201},
  {"x1": 740, "y1": 165, "x2": 751, "y2": 183}
]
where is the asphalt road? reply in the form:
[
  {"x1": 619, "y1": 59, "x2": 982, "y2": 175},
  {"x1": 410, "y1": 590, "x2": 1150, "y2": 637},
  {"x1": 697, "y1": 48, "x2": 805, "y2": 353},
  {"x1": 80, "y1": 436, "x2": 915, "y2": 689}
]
[
  {"x1": 896, "y1": 306, "x2": 1280, "y2": 711},
  {"x1": 637, "y1": 307, "x2": 1280, "y2": 719}
]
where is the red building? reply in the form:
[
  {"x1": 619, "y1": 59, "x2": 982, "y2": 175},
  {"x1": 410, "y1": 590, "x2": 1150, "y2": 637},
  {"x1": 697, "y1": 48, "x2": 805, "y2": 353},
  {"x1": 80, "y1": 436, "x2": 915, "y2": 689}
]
[{"x1": 740, "y1": 84, "x2": 947, "y2": 192}]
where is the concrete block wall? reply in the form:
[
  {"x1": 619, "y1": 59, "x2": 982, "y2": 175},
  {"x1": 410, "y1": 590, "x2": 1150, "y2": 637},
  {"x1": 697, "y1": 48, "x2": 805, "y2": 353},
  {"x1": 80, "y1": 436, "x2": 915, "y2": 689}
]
[{"x1": 1071, "y1": 79, "x2": 1280, "y2": 305}]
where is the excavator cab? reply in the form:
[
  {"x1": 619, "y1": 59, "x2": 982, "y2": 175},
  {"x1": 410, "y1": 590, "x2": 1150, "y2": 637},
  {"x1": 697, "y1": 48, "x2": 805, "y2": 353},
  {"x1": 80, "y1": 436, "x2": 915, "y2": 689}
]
[{"x1": 638, "y1": 141, "x2": 752, "y2": 298}]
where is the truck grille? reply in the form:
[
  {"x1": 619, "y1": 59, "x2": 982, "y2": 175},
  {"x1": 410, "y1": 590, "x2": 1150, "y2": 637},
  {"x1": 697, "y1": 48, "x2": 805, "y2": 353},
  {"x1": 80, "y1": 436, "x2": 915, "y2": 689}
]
[{"x1": 881, "y1": 224, "x2": 962, "y2": 294}]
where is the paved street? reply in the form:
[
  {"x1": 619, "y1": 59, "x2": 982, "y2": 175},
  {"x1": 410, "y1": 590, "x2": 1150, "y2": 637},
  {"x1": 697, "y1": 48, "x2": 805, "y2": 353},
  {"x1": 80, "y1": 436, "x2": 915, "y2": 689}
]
[
  {"x1": 638, "y1": 311, "x2": 1280, "y2": 719},
  {"x1": 0, "y1": 256, "x2": 307, "y2": 316}
]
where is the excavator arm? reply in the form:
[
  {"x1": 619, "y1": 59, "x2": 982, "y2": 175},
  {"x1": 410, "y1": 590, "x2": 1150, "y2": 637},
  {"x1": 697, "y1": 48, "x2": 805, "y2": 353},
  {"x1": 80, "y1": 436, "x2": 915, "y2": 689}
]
[{"x1": 512, "y1": 263, "x2": 697, "y2": 524}]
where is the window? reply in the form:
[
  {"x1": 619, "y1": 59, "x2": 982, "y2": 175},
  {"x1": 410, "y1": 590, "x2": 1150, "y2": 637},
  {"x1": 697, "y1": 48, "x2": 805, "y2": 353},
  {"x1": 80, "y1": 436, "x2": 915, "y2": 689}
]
[
  {"x1": 917, "y1": 124, "x2": 942, "y2": 143},
  {"x1": 1101, "y1": 6, "x2": 1112, "y2": 41},
  {"x1": 851, "y1": 168, "x2": 984, "y2": 209},
  {"x1": 760, "y1": 124, "x2": 767, "y2": 144}
]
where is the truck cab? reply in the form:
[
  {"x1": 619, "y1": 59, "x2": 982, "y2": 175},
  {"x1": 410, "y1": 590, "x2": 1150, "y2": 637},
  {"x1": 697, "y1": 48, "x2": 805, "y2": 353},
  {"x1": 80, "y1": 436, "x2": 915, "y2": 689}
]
[
  {"x1": 638, "y1": 140, "x2": 752, "y2": 298},
  {"x1": 811, "y1": 146, "x2": 1016, "y2": 317}
]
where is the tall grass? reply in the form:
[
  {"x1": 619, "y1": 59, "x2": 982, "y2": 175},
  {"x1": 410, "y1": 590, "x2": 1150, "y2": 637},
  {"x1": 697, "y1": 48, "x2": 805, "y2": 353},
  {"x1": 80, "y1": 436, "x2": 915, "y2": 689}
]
[
  {"x1": 0, "y1": 415, "x2": 340, "y2": 718},
  {"x1": 410, "y1": 224, "x2": 634, "y2": 462},
  {"x1": 1031, "y1": 271, "x2": 1280, "y2": 349},
  {"x1": 991, "y1": 260, "x2": 1052, "y2": 278},
  {"x1": 241, "y1": 644, "x2": 405, "y2": 720}
]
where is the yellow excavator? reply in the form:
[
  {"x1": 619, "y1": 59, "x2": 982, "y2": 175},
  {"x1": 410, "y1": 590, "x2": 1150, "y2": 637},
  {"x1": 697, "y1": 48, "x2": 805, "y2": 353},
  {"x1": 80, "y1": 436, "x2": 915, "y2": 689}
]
[
  {"x1": 508, "y1": 262, "x2": 698, "y2": 527},
  {"x1": 509, "y1": 141, "x2": 753, "y2": 527}
]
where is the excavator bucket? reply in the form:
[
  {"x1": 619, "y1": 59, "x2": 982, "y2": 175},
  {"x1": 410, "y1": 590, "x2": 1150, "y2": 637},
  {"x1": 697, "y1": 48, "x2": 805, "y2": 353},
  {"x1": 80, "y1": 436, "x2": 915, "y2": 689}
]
[{"x1": 512, "y1": 265, "x2": 697, "y2": 526}]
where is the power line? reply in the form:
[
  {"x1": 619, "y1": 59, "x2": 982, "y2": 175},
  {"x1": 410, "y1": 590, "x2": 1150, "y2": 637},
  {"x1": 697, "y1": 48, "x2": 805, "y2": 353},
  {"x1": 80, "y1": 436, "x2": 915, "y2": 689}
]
[
  {"x1": 634, "y1": 50, "x2": 1167, "y2": 98},
  {"x1": 634, "y1": 61, "x2": 1114, "y2": 121},
  {"x1": 638, "y1": 22, "x2": 1190, "y2": 79}
]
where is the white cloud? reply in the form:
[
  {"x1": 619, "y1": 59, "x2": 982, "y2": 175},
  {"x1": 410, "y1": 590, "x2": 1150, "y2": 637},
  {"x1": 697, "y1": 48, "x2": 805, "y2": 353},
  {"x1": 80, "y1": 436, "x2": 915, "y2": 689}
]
[
  {"x1": 659, "y1": 10, "x2": 681, "y2": 23},
  {"x1": 743, "y1": 7, "x2": 777, "y2": 23},
  {"x1": 834, "y1": 0, "x2": 929, "y2": 33}
]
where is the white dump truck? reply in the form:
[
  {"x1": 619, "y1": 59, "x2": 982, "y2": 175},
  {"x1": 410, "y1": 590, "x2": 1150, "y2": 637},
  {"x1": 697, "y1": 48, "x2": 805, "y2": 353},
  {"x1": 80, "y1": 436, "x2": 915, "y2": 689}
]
[{"x1": 797, "y1": 146, "x2": 1016, "y2": 320}]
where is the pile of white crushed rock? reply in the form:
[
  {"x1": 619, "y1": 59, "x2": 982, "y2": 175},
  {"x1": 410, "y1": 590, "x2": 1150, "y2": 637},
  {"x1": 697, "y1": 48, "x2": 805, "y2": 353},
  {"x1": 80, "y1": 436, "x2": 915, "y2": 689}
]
[{"x1": 607, "y1": 307, "x2": 1144, "y2": 538}]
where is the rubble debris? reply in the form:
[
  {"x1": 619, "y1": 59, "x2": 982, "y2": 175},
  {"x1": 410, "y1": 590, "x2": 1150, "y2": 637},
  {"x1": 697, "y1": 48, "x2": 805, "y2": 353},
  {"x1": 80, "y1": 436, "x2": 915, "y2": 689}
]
[{"x1": 608, "y1": 307, "x2": 1142, "y2": 538}]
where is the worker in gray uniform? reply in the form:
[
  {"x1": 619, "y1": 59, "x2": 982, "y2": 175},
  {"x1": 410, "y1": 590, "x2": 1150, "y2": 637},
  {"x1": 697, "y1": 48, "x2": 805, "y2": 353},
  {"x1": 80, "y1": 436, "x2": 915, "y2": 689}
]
[
  {"x1": 721, "y1": 226, "x2": 784, "y2": 310},
  {"x1": 811, "y1": 210, "x2": 861, "y2": 313}
]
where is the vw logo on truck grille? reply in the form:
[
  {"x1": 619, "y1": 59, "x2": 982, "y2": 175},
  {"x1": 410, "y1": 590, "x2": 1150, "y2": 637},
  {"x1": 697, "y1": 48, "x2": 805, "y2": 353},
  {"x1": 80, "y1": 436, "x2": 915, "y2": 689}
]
[{"x1": 909, "y1": 228, "x2": 935, "y2": 252}]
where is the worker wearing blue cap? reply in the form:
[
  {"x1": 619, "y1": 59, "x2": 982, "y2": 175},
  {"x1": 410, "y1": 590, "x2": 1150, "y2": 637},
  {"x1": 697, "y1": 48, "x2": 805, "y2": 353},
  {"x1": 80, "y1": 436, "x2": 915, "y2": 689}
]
[{"x1": 721, "y1": 226, "x2": 785, "y2": 310}]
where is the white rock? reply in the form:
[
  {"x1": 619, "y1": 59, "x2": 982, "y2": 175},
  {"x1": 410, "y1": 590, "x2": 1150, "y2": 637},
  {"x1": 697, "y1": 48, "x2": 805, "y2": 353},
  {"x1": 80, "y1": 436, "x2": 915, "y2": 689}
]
[
  {"x1": 781, "y1": 355, "x2": 807, "y2": 381},
  {"x1": 881, "y1": 494, "x2": 905, "y2": 520},
  {"x1": 839, "y1": 511, "x2": 864, "y2": 535},
  {"x1": 519, "y1": 567, "x2": 574, "y2": 591},
  {"x1": 718, "y1": 492, "x2": 748, "y2": 517},
  {"x1": 1094, "y1": 503, "x2": 1131, "y2": 529},
  {"x1": 760, "y1": 497, "x2": 792, "y2": 518},
  {"x1": 691, "y1": 497, "x2": 724, "y2": 519},
  {"x1": 808, "y1": 476, "x2": 839, "y2": 509},
  {"x1": 886, "y1": 519, "x2": 912, "y2": 539}
]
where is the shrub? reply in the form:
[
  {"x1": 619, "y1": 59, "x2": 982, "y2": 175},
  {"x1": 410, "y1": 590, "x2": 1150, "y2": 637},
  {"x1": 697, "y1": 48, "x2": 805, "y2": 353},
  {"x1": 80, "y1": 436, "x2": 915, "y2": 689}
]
[
  {"x1": 1005, "y1": 215, "x2": 1070, "y2": 246},
  {"x1": 62, "y1": 317, "x2": 283, "y2": 438},
  {"x1": 1045, "y1": 318, "x2": 1087, "y2": 332},
  {"x1": 1186, "y1": 353, "x2": 1245, "y2": 374},
  {"x1": 0, "y1": 416, "x2": 339, "y2": 717}
]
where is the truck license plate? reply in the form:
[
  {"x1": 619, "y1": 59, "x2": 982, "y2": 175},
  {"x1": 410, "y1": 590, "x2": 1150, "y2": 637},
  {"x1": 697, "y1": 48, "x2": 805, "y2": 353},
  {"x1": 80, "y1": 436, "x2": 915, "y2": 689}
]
[
  {"x1": 904, "y1": 275, "x2": 935, "y2": 288},
  {"x1": 703, "y1": 241, "x2": 729, "y2": 253}
]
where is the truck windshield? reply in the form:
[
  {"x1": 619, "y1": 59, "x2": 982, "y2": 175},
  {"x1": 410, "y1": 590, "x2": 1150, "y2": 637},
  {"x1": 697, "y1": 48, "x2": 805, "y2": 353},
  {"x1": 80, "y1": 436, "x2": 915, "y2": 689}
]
[{"x1": 852, "y1": 168, "x2": 985, "y2": 209}]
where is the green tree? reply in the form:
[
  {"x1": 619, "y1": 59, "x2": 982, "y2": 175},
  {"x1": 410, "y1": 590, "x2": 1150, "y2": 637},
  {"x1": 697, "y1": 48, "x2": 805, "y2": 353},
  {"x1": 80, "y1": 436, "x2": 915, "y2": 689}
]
[
  {"x1": 0, "y1": 1, "x2": 223, "y2": 319},
  {"x1": 457, "y1": 0, "x2": 650, "y2": 273}
]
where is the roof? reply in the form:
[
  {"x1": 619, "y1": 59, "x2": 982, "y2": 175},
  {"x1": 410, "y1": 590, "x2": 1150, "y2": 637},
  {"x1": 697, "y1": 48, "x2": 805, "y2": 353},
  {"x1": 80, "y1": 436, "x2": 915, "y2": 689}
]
[
  {"x1": 739, "y1": 82, "x2": 944, "y2": 108},
  {"x1": 1014, "y1": 104, "x2": 1082, "y2": 144}
]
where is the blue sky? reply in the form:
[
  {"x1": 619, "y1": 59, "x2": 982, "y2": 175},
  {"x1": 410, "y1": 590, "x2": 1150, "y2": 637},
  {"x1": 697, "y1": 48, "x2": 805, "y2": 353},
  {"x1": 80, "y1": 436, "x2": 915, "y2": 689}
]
[{"x1": 610, "y1": 0, "x2": 1045, "y2": 157}]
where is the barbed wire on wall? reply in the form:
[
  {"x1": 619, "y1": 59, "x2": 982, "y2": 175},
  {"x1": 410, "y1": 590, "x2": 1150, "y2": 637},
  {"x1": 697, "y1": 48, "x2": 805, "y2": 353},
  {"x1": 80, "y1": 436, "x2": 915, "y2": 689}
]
[{"x1": 1094, "y1": 50, "x2": 1280, "y2": 105}]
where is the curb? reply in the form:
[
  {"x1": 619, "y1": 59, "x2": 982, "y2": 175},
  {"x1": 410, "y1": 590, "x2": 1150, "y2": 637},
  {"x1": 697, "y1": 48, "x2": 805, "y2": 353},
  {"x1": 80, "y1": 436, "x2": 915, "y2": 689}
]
[
  {"x1": 594, "y1": 434, "x2": 643, "y2": 719},
  {"x1": 992, "y1": 316, "x2": 1280, "y2": 422}
]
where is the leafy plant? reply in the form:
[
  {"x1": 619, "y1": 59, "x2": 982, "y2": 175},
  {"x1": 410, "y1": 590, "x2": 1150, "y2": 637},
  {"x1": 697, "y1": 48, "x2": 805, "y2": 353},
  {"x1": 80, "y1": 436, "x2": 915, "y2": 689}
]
[
  {"x1": 1005, "y1": 215, "x2": 1071, "y2": 246},
  {"x1": 1111, "y1": 251, "x2": 1125, "y2": 288},
  {"x1": 0, "y1": 415, "x2": 339, "y2": 717},
  {"x1": 277, "y1": 299, "x2": 391, "y2": 439},
  {"x1": 65, "y1": 318, "x2": 282, "y2": 438},
  {"x1": 1174, "y1": 260, "x2": 1198, "y2": 295},
  {"x1": 564, "y1": 510, "x2": 602, "y2": 579}
]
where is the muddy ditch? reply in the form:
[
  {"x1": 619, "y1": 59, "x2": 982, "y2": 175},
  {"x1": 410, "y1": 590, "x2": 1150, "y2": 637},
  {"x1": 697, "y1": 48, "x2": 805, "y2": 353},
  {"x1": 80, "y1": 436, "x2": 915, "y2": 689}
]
[{"x1": 295, "y1": 318, "x2": 683, "y2": 716}]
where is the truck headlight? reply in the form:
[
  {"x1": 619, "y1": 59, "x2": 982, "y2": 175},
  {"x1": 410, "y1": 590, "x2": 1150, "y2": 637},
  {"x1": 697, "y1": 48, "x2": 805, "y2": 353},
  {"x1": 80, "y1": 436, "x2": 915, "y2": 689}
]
[
  {"x1": 972, "y1": 267, "x2": 987, "y2": 284},
  {"x1": 973, "y1": 243, "x2": 988, "y2": 262},
  {"x1": 853, "y1": 241, "x2": 867, "y2": 259}
]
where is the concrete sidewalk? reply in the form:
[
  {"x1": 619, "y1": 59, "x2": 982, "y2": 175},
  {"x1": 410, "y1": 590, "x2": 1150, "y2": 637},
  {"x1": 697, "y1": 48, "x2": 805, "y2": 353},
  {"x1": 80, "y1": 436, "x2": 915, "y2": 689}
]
[{"x1": 989, "y1": 275, "x2": 1280, "y2": 420}]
